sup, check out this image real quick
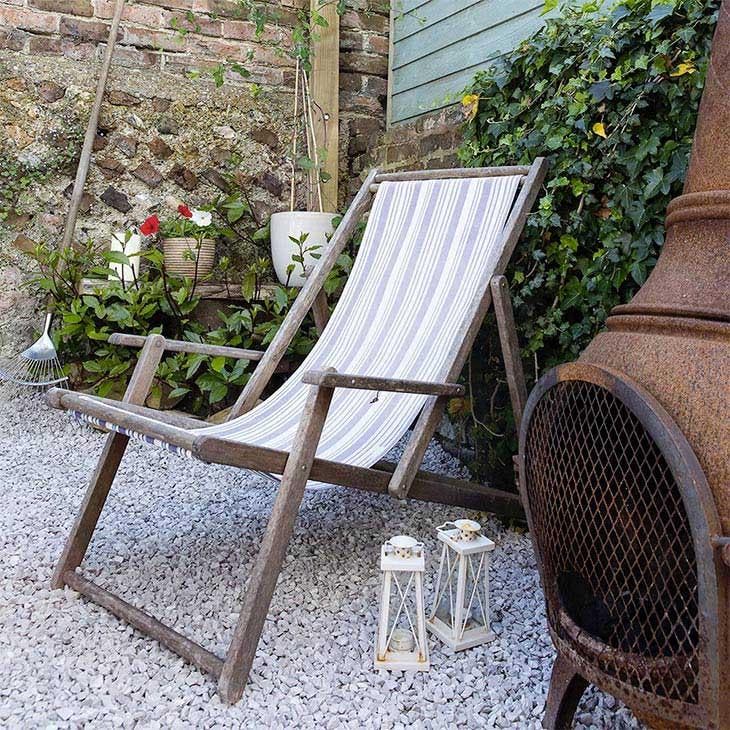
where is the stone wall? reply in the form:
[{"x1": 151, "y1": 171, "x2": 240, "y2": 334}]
[{"x1": 0, "y1": 0, "x2": 388, "y2": 354}]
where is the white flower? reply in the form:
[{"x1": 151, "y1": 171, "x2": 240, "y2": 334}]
[{"x1": 191, "y1": 209, "x2": 212, "y2": 227}]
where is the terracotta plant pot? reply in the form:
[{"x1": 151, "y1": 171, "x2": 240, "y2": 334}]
[
  {"x1": 270, "y1": 211, "x2": 337, "y2": 287},
  {"x1": 162, "y1": 237, "x2": 216, "y2": 278}
]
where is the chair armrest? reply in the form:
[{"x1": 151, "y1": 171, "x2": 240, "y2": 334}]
[
  {"x1": 301, "y1": 370, "x2": 465, "y2": 397},
  {"x1": 108, "y1": 333, "x2": 264, "y2": 361}
]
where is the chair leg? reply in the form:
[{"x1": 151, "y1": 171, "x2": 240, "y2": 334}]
[
  {"x1": 543, "y1": 653, "x2": 589, "y2": 729},
  {"x1": 217, "y1": 381, "x2": 335, "y2": 704},
  {"x1": 51, "y1": 432, "x2": 131, "y2": 588},
  {"x1": 51, "y1": 335, "x2": 164, "y2": 589},
  {"x1": 490, "y1": 275, "x2": 528, "y2": 432}
]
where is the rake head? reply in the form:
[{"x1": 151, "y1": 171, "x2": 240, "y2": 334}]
[{"x1": 0, "y1": 314, "x2": 69, "y2": 390}]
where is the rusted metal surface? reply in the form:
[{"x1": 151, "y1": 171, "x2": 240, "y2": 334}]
[
  {"x1": 582, "y1": 321, "x2": 730, "y2": 534},
  {"x1": 521, "y1": 5, "x2": 730, "y2": 726},
  {"x1": 519, "y1": 364, "x2": 724, "y2": 728}
]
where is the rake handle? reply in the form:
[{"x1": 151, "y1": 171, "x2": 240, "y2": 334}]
[{"x1": 61, "y1": 0, "x2": 126, "y2": 250}]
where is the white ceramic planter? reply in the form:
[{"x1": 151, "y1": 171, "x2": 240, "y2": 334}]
[{"x1": 270, "y1": 211, "x2": 337, "y2": 287}]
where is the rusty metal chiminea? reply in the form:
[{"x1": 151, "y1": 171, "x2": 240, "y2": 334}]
[{"x1": 518, "y1": 3, "x2": 730, "y2": 728}]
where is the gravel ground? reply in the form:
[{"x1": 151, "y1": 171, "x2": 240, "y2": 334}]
[{"x1": 0, "y1": 393, "x2": 643, "y2": 729}]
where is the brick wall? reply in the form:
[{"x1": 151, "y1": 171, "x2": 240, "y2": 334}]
[
  {"x1": 0, "y1": 0, "x2": 389, "y2": 352},
  {"x1": 363, "y1": 106, "x2": 464, "y2": 175}
]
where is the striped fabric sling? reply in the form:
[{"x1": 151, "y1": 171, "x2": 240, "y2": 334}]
[{"x1": 73, "y1": 175, "x2": 522, "y2": 473}]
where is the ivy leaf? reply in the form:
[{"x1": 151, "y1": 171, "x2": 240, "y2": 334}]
[
  {"x1": 185, "y1": 353, "x2": 207, "y2": 379},
  {"x1": 208, "y1": 381, "x2": 228, "y2": 404},
  {"x1": 169, "y1": 386, "x2": 191, "y2": 399},
  {"x1": 592, "y1": 122, "x2": 608, "y2": 139},
  {"x1": 670, "y1": 62, "x2": 696, "y2": 77},
  {"x1": 645, "y1": 4, "x2": 674, "y2": 25},
  {"x1": 588, "y1": 80, "x2": 612, "y2": 102},
  {"x1": 252, "y1": 224, "x2": 270, "y2": 242},
  {"x1": 274, "y1": 286, "x2": 289, "y2": 310}
]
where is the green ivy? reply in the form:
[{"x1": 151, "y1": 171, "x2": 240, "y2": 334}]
[{"x1": 457, "y1": 0, "x2": 718, "y2": 485}]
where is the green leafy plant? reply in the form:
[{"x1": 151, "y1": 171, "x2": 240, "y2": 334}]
[
  {"x1": 456, "y1": 0, "x2": 718, "y2": 485},
  {"x1": 285, "y1": 231, "x2": 322, "y2": 285}
]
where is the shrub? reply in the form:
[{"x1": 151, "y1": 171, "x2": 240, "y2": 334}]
[
  {"x1": 457, "y1": 0, "x2": 718, "y2": 485},
  {"x1": 22, "y1": 220, "x2": 357, "y2": 414}
]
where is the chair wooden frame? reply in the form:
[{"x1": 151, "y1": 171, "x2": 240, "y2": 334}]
[{"x1": 47, "y1": 160, "x2": 547, "y2": 704}]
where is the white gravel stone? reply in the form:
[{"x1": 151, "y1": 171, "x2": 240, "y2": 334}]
[{"x1": 0, "y1": 393, "x2": 644, "y2": 728}]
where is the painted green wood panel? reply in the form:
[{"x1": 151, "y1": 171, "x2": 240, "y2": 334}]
[
  {"x1": 393, "y1": 0, "x2": 543, "y2": 71},
  {"x1": 389, "y1": 0, "x2": 546, "y2": 124},
  {"x1": 393, "y1": 0, "x2": 483, "y2": 40},
  {"x1": 393, "y1": 6, "x2": 544, "y2": 94}
]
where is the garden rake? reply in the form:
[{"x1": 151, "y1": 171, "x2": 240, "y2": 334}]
[
  {"x1": 0, "y1": 313, "x2": 68, "y2": 389},
  {"x1": 0, "y1": 0, "x2": 126, "y2": 392}
]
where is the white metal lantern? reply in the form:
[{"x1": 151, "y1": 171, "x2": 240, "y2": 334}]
[
  {"x1": 428, "y1": 519, "x2": 496, "y2": 651},
  {"x1": 374, "y1": 535, "x2": 430, "y2": 671}
]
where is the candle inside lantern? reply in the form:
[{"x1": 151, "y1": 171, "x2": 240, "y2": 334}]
[{"x1": 389, "y1": 627, "x2": 415, "y2": 652}]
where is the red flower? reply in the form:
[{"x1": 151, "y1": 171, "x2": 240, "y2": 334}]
[
  {"x1": 140, "y1": 214, "x2": 160, "y2": 236},
  {"x1": 177, "y1": 204, "x2": 192, "y2": 219}
]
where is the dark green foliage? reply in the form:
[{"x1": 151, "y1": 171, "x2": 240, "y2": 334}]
[
  {"x1": 457, "y1": 0, "x2": 718, "y2": 485},
  {"x1": 22, "y1": 214, "x2": 363, "y2": 415}
]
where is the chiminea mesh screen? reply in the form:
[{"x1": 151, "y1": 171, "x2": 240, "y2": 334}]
[{"x1": 524, "y1": 380, "x2": 699, "y2": 705}]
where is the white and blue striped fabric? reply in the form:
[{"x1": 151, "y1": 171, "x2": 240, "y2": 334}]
[
  {"x1": 196, "y1": 175, "x2": 522, "y2": 468},
  {"x1": 75, "y1": 175, "x2": 522, "y2": 472}
]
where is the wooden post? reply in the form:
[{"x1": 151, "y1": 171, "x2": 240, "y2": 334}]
[{"x1": 309, "y1": 0, "x2": 340, "y2": 211}]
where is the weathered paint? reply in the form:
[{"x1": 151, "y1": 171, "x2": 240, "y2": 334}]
[{"x1": 389, "y1": 0, "x2": 545, "y2": 124}]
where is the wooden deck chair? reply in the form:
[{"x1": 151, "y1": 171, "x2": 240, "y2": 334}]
[{"x1": 46, "y1": 160, "x2": 547, "y2": 704}]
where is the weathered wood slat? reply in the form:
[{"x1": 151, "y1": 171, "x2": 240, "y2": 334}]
[
  {"x1": 311, "y1": 290, "x2": 330, "y2": 333},
  {"x1": 71, "y1": 395, "x2": 207, "y2": 430},
  {"x1": 108, "y1": 333, "x2": 264, "y2": 361},
  {"x1": 218, "y1": 381, "x2": 336, "y2": 704},
  {"x1": 301, "y1": 370, "x2": 465, "y2": 396},
  {"x1": 388, "y1": 0, "x2": 545, "y2": 124},
  {"x1": 193, "y1": 432, "x2": 523, "y2": 517},
  {"x1": 394, "y1": 0, "x2": 485, "y2": 41},
  {"x1": 309, "y1": 0, "x2": 339, "y2": 210},
  {"x1": 490, "y1": 275, "x2": 528, "y2": 430},
  {"x1": 374, "y1": 166, "x2": 529, "y2": 182},
  {"x1": 390, "y1": 65, "x2": 492, "y2": 124},
  {"x1": 393, "y1": 0, "x2": 544, "y2": 70},
  {"x1": 49, "y1": 388, "x2": 200, "y2": 453},
  {"x1": 64, "y1": 571, "x2": 224, "y2": 678},
  {"x1": 50, "y1": 335, "x2": 165, "y2": 589}
]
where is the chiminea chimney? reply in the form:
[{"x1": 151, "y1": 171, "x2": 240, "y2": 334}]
[{"x1": 518, "y1": 2, "x2": 730, "y2": 727}]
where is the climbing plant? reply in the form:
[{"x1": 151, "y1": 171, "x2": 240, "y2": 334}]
[{"x1": 457, "y1": 0, "x2": 719, "y2": 486}]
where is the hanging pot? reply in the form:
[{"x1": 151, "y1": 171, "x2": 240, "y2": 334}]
[
  {"x1": 162, "y1": 237, "x2": 216, "y2": 278},
  {"x1": 270, "y1": 211, "x2": 337, "y2": 287}
]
